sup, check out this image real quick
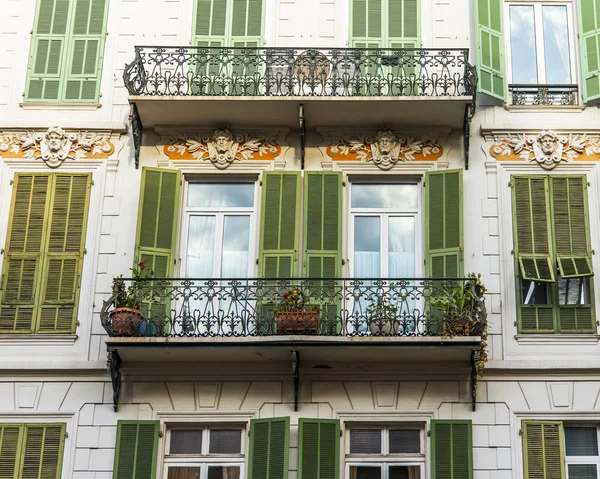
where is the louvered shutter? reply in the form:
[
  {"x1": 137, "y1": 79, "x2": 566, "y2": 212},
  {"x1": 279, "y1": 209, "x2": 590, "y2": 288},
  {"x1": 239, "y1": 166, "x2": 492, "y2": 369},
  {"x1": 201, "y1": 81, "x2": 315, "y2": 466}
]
[
  {"x1": 579, "y1": 0, "x2": 600, "y2": 102},
  {"x1": 388, "y1": 0, "x2": 419, "y2": 46},
  {"x1": 475, "y1": 0, "x2": 505, "y2": 100},
  {"x1": 64, "y1": 0, "x2": 109, "y2": 101},
  {"x1": 431, "y1": 420, "x2": 473, "y2": 479},
  {"x1": 550, "y1": 176, "x2": 595, "y2": 333},
  {"x1": 522, "y1": 421, "x2": 565, "y2": 479},
  {"x1": 248, "y1": 417, "x2": 290, "y2": 479},
  {"x1": 113, "y1": 421, "x2": 160, "y2": 479},
  {"x1": 511, "y1": 176, "x2": 555, "y2": 333},
  {"x1": 0, "y1": 175, "x2": 49, "y2": 332},
  {"x1": 259, "y1": 172, "x2": 300, "y2": 278},
  {"x1": 0, "y1": 425, "x2": 23, "y2": 478},
  {"x1": 351, "y1": 0, "x2": 383, "y2": 47},
  {"x1": 425, "y1": 170, "x2": 463, "y2": 278},
  {"x1": 194, "y1": 0, "x2": 228, "y2": 44},
  {"x1": 21, "y1": 424, "x2": 66, "y2": 479},
  {"x1": 25, "y1": 0, "x2": 69, "y2": 100},
  {"x1": 231, "y1": 0, "x2": 263, "y2": 45},
  {"x1": 39, "y1": 174, "x2": 91, "y2": 333},
  {"x1": 298, "y1": 419, "x2": 340, "y2": 479}
]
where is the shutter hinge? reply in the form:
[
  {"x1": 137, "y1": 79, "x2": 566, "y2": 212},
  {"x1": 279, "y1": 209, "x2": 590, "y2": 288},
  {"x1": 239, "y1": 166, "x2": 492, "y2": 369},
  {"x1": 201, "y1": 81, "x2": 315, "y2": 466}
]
[
  {"x1": 340, "y1": 429, "x2": 343, "y2": 437},
  {"x1": 588, "y1": 181, "x2": 591, "y2": 187},
  {"x1": 9, "y1": 180, "x2": 13, "y2": 186},
  {"x1": 159, "y1": 431, "x2": 164, "y2": 438},
  {"x1": 76, "y1": 320, "x2": 80, "y2": 327},
  {"x1": 64, "y1": 431, "x2": 68, "y2": 438},
  {"x1": 592, "y1": 250, "x2": 596, "y2": 255},
  {"x1": 83, "y1": 248, "x2": 87, "y2": 254},
  {"x1": 519, "y1": 429, "x2": 522, "y2": 436},
  {"x1": 426, "y1": 430, "x2": 431, "y2": 437},
  {"x1": 341, "y1": 259, "x2": 345, "y2": 265},
  {"x1": 508, "y1": 181, "x2": 512, "y2": 187},
  {"x1": 511, "y1": 249, "x2": 514, "y2": 255},
  {"x1": 90, "y1": 180, "x2": 94, "y2": 186},
  {"x1": 255, "y1": 258, "x2": 259, "y2": 265},
  {"x1": 342, "y1": 181, "x2": 346, "y2": 187},
  {"x1": 514, "y1": 321, "x2": 518, "y2": 326},
  {"x1": 259, "y1": 181, "x2": 263, "y2": 186},
  {"x1": 0, "y1": 249, "x2": 4, "y2": 255}
]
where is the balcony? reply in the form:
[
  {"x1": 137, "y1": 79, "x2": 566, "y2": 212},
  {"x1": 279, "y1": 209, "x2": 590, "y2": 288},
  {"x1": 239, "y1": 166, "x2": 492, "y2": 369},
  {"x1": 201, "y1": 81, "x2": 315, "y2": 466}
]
[
  {"x1": 123, "y1": 46, "x2": 476, "y2": 129},
  {"x1": 508, "y1": 84, "x2": 579, "y2": 106}
]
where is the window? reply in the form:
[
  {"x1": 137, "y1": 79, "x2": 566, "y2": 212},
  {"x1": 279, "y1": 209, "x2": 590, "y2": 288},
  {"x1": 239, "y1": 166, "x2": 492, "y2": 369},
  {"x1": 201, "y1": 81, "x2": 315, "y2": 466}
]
[
  {"x1": 0, "y1": 173, "x2": 91, "y2": 334},
  {"x1": 0, "y1": 423, "x2": 66, "y2": 477},
  {"x1": 25, "y1": 0, "x2": 110, "y2": 102},
  {"x1": 565, "y1": 426, "x2": 600, "y2": 478},
  {"x1": 345, "y1": 426, "x2": 424, "y2": 478},
  {"x1": 511, "y1": 175, "x2": 595, "y2": 333},
  {"x1": 164, "y1": 426, "x2": 245, "y2": 479}
]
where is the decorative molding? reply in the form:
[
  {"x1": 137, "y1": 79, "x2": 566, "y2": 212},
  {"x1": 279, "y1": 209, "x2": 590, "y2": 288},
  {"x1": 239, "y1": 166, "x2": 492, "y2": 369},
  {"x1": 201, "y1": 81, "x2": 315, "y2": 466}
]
[
  {"x1": 0, "y1": 126, "x2": 114, "y2": 168},
  {"x1": 489, "y1": 130, "x2": 600, "y2": 170},
  {"x1": 324, "y1": 129, "x2": 444, "y2": 171},
  {"x1": 164, "y1": 129, "x2": 282, "y2": 169}
]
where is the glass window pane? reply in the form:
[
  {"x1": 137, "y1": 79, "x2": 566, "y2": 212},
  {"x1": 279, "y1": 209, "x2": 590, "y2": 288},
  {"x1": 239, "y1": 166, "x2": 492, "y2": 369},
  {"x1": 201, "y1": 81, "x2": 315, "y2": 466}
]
[
  {"x1": 168, "y1": 467, "x2": 201, "y2": 479},
  {"x1": 352, "y1": 184, "x2": 418, "y2": 209},
  {"x1": 389, "y1": 429, "x2": 421, "y2": 453},
  {"x1": 349, "y1": 466, "x2": 382, "y2": 479},
  {"x1": 521, "y1": 280, "x2": 551, "y2": 305},
  {"x1": 509, "y1": 5, "x2": 538, "y2": 83},
  {"x1": 207, "y1": 466, "x2": 241, "y2": 479},
  {"x1": 169, "y1": 429, "x2": 203, "y2": 454},
  {"x1": 568, "y1": 464, "x2": 597, "y2": 479},
  {"x1": 350, "y1": 429, "x2": 382, "y2": 453},
  {"x1": 209, "y1": 429, "x2": 242, "y2": 454},
  {"x1": 565, "y1": 427, "x2": 598, "y2": 456},
  {"x1": 354, "y1": 217, "x2": 380, "y2": 278},
  {"x1": 186, "y1": 216, "x2": 215, "y2": 276},
  {"x1": 389, "y1": 466, "x2": 421, "y2": 479},
  {"x1": 388, "y1": 217, "x2": 415, "y2": 278},
  {"x1": 558, "y1": 277, "x2": 590, "y2": 305},
  {"x1": 187, "y1": 183, "x2": 254, "y2": 207},
  {"x1": 221, "y1": 216, "x2": 250, "y2": 278},
  {"x1": 543, "y1": 6, "x2": 571, "y2": 83}
]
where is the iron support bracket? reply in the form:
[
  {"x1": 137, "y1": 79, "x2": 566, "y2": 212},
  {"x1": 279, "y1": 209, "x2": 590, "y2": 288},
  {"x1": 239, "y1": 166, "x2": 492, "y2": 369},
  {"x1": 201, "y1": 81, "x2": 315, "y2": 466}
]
[
  {"x1": 130, "y1": 102, "x2": 143, "y2": 169},
  {"x1": 292, "y1": 348, "x2": 300, "y2": 411},
  {"x1": 108, "y1": 350, "x2": 122, "y2": 412},
  {"x1": 470, "y1": 348, "x2": 480, "y2": 411},
  {"x1": 463, "y1": 101, "x2": 475, "y2": 170},
  {"x1": 299, "y1": 103, "x2": 305, "y2": 170}
]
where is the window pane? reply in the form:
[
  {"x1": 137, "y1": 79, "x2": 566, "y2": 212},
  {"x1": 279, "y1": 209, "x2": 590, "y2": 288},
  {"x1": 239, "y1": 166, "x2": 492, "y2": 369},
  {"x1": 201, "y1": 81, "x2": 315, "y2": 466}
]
[
  {"x1": 207, "y1": 466, "x2": 241, "y2": 479},
  {"x1": 221, "y1": 216, "x2": 250, "y2": 278},
  {"x1": 543, "y1": 6, "x2": 571, "y2": 83},
  {"x1": 521, "y1": 280, "x2": 551, "y2": 305},
  {"x1": 350, "y1": 429, "x2": 382, "y2": 453},
  {"x1": 354, "y1": 217, "x2": 380, "y2": 278},
  {"x1": 209, "y1": 429, "x2": 242, "y2": 454},
  {"x1": 389, "y1": 217, "x2": 415, "y2": 277},
  {"x1": 186, "y1": 216, "x2": 216, "y2": 276},
  {"x1": 349, "y1": 466, "x2": 382, "y2": 479},
  {"x1": 352, "y1": 184, "x2": 418, "y2": 209},
  {"x1": 389, "y1": 429, "x2": 421, "y2": 453},
  {"x1": 170, "y1": 430, "x2": 203, "y2": 454},
  {"x1": 565, "y1": 427, "x2": 598, "y2": 456},
  {"x1": 389, "y1": 466, "x2": 421, "y2": 479},
  {"x1": 509, "y1": 5, "x2": 538, "y2": 84},
  {"x1": 568, "y1": 464, "x2": 597, "y2": 479},
  {"x1": 168, "y1": 467, "x2": 201, "y2": 479},
  {"x1": 187, "y1": 183, "x2": 254, "y2": 207},
  {"x1": 558, "y1": 277, "x2": 590, "y2": 305}
]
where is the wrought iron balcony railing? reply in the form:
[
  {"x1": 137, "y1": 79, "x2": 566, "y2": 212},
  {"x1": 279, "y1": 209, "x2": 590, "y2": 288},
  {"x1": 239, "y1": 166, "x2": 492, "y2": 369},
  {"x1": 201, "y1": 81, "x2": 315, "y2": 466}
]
[
  {"x1": 100, "y1": 278, "x2": 486, "y2": 339},
  {"x1": 508, "y1": 84, "x2": 579, "y2": 106},
  {"x1": 123, "y1": 47, "x2": 476, "y2": 98}
]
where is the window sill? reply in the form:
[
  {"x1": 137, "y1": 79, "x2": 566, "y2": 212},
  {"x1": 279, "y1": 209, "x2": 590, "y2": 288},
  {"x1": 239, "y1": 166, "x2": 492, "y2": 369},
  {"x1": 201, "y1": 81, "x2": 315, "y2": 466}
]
[
  {"x1": 0, "y1": 334, "x2": 78, "y2": 346},
  {"x1": 504, "y1": 104, "x2": 586, "y2": 113},
  {"x1": 515, "y1": 334, "x2": 600, "y2": 345},
  {"x1": 19, "y1": 102, "x2": 102, "y2": 110}
]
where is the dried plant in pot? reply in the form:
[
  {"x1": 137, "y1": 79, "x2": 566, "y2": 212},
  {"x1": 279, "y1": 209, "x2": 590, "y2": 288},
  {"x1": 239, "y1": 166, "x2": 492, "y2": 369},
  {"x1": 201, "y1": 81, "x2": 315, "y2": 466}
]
[
  {"x1": 276, "y1": 287, "x2": 319, "y2": 333},
  {"x1": 366, "y1": 296, "x2": 399, "y2": 336},
  {"x1": 109, "y1": 261, "x2": 152, "y2": 335}
]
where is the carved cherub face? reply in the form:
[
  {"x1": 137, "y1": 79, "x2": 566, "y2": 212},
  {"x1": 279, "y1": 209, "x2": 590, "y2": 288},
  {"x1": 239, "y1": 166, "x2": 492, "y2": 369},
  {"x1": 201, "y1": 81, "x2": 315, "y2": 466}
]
[
  {"x1": 376, "y1": 131, "x2": 395, "y2": 155},
  {"x1": 213, "y1": 130, "x2": 233, "y2": 154},
  {"x1": 538, "y1": 133, "x2": 557, "y2": 155}
]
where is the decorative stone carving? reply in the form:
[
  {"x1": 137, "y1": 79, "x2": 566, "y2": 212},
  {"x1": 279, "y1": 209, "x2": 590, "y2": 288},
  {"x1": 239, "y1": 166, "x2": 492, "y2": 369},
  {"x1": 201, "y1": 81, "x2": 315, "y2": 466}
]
[
  {"x1": 489, "y1": 130, "x2": 600, "y2": 170},
  {"x1": 326, "y1": 129, "x2": 443, "y2": 170},
  {"x1": 0, "y1": 126, "x2": 114, "y2": 168},
  {"x1": 164, "y1": 129, "x2": 281, "y2": 169}
]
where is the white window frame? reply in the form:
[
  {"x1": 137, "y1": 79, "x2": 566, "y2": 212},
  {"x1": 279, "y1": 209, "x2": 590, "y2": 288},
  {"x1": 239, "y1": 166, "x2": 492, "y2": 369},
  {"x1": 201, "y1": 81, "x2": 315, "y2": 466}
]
[
  {"x1": 564, "y1": 424, "x2": 600, "y2": 479},
  {"x1": 504, "y1": 0, "x2": 578, "y2": 86}
]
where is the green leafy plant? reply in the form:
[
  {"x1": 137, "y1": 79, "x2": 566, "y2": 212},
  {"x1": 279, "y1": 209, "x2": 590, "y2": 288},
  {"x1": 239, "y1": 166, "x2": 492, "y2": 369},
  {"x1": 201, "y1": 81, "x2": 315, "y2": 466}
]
[
  {"x1": 112, "y1": 261, "x2": 153, "y2": 309},
  {"x1": 277, "y1": 287, "x2": 318, "y2": 313}
]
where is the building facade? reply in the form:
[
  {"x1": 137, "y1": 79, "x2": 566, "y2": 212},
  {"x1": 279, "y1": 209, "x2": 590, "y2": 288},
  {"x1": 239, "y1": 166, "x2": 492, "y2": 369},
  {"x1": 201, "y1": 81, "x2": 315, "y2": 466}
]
[{"x1": 0, "y1": 0, "x2": 599, "y2": 477}]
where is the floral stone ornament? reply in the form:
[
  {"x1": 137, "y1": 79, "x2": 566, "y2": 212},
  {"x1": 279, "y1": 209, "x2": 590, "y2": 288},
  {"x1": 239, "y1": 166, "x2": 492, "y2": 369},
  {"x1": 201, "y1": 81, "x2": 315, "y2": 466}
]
[
  {"x1": 164, "y1": 129, "x2": 281, "y2": 169},
  {"x1": 0, "y1": 126, "x2": 114, "y2": 168},
  {"x1": 489, "y1": 130, "x2": 600, "y2": 170},
  {"x1": 326, "y1": 129, "x2": 443, "y2": 170}
]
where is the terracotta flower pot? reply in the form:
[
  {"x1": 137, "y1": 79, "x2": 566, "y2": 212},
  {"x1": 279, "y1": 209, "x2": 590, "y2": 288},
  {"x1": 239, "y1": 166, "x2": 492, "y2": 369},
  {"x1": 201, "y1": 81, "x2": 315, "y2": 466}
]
[
  {"x1": 109, "y1": 307, "x2": 143, "y2": 334},
  {"x1": 276, "y1": 311, "x2": 318, "y2": 333}
]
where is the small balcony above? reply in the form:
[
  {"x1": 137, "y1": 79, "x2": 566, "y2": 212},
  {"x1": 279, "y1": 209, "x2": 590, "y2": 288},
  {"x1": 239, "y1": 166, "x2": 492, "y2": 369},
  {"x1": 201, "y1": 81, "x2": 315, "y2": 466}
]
[
  {"x1": 123, "y1": 46, "x2": 476, "y2": 129},
  {"x1": 508, "y1": 84, "x2": 579, "y2": 106}
]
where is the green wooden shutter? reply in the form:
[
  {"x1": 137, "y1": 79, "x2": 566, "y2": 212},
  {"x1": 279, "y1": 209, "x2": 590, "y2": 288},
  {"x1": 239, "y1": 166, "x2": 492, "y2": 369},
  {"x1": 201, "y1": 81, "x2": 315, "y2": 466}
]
[
  {"x1": 0, "y1": 175, "x2": 49, "y2": 332},
  {"x1": 21, "y1": 424, "x2": 66, "y2": 479},
  {"x1": 248, "y1": 417, "x2": 290, "y2": 479},
  {"x1": 25, "y1": 0, "x2": 70, "y2": 100},
  {"x1": 0, "y1": 425, "x2": 23, "y2": 477},
  {"x1": 193, "y1": 0, "x2": 228, "y2": 44},
  {"x1": 298, "y1": 419, "x2": 340, "y2": 479},
  {"x1": 522, "y1": 421, "x2": 565, "y2": 479},
  {"x1": 351, "y1": 0, "x2": 383, "y2": 47},
  {"x1": 388, "y1": 0, "x2": 419, "y2": 46},
  {"x1": 259, "y1": 172, "x2": 300, "y2": 278},
  {"x1": 113, "y1": 420, "x2": 159, "y2": 479},
  {"x1": 475, "y1": 0, "x2": 505, "y2": 100},
  {"x1": 231, "y1": 0, "x2": 264, "y2": 45},
  {"x1": 579, "y1": 0, "x2": 600, "y2": 102},
  {"x1": 64, "y1": 0, "x2": 109, "y2": 101},
  {"x1": 425, "y1": 169, "x2": 463, "y2": 278},
  {"x1": 431, "y1": 420, "x2": 473, "y2": 479},
  {"x1": 39, "y1": 174, "x2": 91, "y2": 333}
]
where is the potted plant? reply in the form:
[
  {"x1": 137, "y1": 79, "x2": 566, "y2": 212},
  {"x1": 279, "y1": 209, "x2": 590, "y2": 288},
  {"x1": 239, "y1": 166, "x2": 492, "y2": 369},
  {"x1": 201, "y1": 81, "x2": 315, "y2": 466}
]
[
  {"x1": 109, "y1": 261, "x2": 152, "y2": 334},
  {"x1": 366, "y1": 296, "x2": 399, "y2": 335},
  {"x1": 276, "y1": 287, "x2": 319, "y2": 333}
]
